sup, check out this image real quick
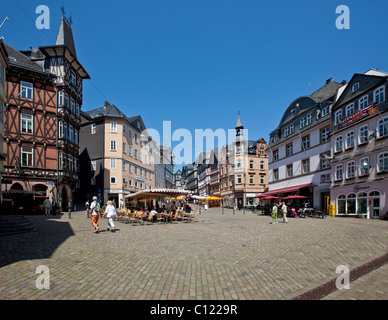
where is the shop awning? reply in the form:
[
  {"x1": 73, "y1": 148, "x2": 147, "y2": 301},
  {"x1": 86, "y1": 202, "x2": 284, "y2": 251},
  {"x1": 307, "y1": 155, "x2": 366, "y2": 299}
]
[
  {"x1": 124, "y1": 188, "x2": 191, "y2": 200},
  {"x1": 256, "y1": 183, "x2": 313, "y2": 198}
]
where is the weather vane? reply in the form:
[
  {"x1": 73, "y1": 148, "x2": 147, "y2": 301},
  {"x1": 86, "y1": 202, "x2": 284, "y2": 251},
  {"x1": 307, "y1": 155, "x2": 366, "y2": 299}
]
[{"x1": 60, "y1": 3, "x2": 73, "y2": 26}]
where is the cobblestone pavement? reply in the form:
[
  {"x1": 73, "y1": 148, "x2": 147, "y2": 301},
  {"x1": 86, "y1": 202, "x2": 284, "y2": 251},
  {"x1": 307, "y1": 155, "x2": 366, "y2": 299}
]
[{"x1": 0, "y1": 207, "x2": 387, "y2": 300}]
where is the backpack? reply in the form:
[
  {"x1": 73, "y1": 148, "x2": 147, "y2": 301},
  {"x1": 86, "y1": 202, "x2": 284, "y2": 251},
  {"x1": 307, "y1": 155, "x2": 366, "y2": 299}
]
[{"x1": 93, "y1": 201, "x2": 101, "y2": 213}]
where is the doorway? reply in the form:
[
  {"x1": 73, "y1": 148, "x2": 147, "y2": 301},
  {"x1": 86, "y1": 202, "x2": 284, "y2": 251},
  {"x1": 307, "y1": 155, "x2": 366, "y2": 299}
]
[{"x1": 368, "y1": 191, "x2": 380, "y2": 219}]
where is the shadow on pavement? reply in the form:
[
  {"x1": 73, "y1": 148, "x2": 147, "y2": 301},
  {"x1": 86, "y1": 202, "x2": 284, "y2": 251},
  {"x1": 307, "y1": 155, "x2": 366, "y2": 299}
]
[{"x1": 0, "y1": 214, "x2": 75, "y2": 269}]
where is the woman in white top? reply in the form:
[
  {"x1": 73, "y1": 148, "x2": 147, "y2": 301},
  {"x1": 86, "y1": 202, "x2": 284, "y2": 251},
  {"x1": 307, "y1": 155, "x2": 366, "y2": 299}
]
[{"x1": 104, "y1": 200, "x2": 117, "y2": 231}]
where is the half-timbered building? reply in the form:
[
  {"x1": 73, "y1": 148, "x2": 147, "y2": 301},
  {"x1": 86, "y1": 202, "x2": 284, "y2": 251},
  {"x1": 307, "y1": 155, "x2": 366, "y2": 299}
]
[{"x1": 2, "y1": 17, "x2": 89, "y2": 210}]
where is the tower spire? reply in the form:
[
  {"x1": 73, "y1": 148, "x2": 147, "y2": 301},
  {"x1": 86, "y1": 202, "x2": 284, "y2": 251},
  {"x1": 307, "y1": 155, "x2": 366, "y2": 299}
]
[{"x1": 235, "y1": 110, "x2": 244, "y2": 136}]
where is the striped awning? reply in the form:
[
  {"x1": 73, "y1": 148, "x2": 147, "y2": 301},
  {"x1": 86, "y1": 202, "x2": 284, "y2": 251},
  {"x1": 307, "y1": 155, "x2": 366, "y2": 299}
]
[{"x1": 124, "y1": 188, "x2": 191, "y2": 199}]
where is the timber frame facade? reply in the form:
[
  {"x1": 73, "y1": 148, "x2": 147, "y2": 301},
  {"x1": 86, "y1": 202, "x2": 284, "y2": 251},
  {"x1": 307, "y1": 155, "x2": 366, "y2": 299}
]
[{"x1": 1, "y1": 17, "x2": 89, "y2": 210}]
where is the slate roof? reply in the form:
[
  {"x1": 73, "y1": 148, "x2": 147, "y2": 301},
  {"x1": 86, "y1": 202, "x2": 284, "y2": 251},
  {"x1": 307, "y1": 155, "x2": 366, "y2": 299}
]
[
  {"x1": 4, "y1": 43, "x2": 53, "y2": 76},
  {"x1": 55, "y1": 18, "x2": 77, "y2": 58}
]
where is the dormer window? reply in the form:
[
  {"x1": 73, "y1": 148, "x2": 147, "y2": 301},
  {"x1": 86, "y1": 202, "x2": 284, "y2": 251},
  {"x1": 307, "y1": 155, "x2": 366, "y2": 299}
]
[{"x1": 352, "y1": 83, "x2": 360, "y2": 92}]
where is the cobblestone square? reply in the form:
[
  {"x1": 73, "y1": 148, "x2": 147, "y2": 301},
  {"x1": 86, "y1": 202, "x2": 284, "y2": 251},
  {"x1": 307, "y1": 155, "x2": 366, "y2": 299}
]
[{"x1": 0, "y1": 207, "x2": 387, "y2": 300}]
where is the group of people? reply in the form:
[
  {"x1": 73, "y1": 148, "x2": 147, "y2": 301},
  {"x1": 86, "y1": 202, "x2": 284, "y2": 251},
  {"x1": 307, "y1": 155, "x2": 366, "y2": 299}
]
[
  {"x1": 270, "y1": 202, "x2": 298, "y2": 224},
  {"x1": 86, "y1": 196, "x2": 117, "y2": 233}
]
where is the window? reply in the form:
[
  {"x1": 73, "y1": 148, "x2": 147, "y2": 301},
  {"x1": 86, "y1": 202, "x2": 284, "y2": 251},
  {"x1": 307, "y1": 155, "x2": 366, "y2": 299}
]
[
  {"x1": 110, "y1": 140, "x2": 117, "y2": 151},
  {"x1": 345, "y1": 103, "x2": 354, "y2": 117},
  {"x1": 70, "y1": 98, "x2": 75, "y2": 114},
  {"x1": 346, "y1": 161, "x2": 355, "y2": 179},
  {"x1": 345, "y1": 131, "x2": 354, "y2": 149},
  {"x1": 359, "y1": 95, "x2": 368, "y2": 110},
  {"x1": 0, "y1": 61, "x2": 4, "y2": 83},
  {"x1": 91, "y1": 123, "x2": 96, "y2": 134},
  {"x1": 128, "y1": 129, "x2": 132, "y2": 139},
  {"x1": 302, "y1": 135, "x2": 310, "y2": 151},
  {"x1": 21, "y1": 146, "x2": 33, "y2": 167},
  {"x1": 58, "y1": 91, "x2": 64, "y2": 107},
  {"x1": 76, "y1": 104, "x2": 80, "y2": 118},
  {"x1": 237, "y1": 159, "x2": 242, "y2": 168},
  {"x1": 374, "y1": 86, "x2": 385, "y2": 104},
  {"x1": 335, "y1": 136, "x2": 343, "y2": 153},
  {"x1": 306, "y1": 113, "x2": 312, "y2": 126},
  {"x1": 20, "y1": 81, "x2": 33, "y2": 100},
  {"x1": 273, "y1": 149, "x2": 279, "y2": 161},
  {"x1": 284, "y1": 127, "x2": 289, "y2": 137},
  {"x1": 377, "y1": 152, "x2": 388, "y2": 172},
  {"x1": 352, "y1": 83, "x2": 360, "y2": 92},
  {"x1": 335, "y1": 164, "x2": 343, "y2": 181},
  {"x1": 273, "y1": 169, "x2": 279, "y2": 181},
  {"x1": 64, "y1": 93, "x2": 69, "y2": 109},
  {"x1": 237, "y1": 175, "x2": 242, "y2": 184},
  {"x1": 249, "y1": 175, "x2": 254, "y2": 184},
  {"x1": 63, "y1": 123, "x2": 67, "y2": 139},
  {"x1": 236, "y1": 146, "x2": 241, "y2": 153},
  {"x1": 110, "y1": 158, "x2": 116, "y2": 169},
  {"x1": 357, "y1": 192, "x2": 368, "y2": 214},
  {"x1": 68, "y1": 125, "x2": 74, "y2": 143},
  {"x1": 123, "y1": 142, "x2": 126, "y2": 153},
  {"x1": 337, "y1": 194, "x2": 346, "y2": 214},
  {"x1": 287, "y1": 164, "x2": 293, "y2": 177},
  {"x1": 70, "y1": 70, "x2": 76, "y2": 88},
  {"x1": 260, "y1": 147, "x2": 265, "y2": 155},
  {"x1": 358, "y1": 157, "x2": 369, "y2": 176},
  {"x1": 135, "y1": 149, "x2": 138, "y2": 159},
  {"x1": 91, "y1": 178, "x2": 96, "y2": 185},
  {"x1": 110, "y1": 177, "x2": 116, "y2": 184},
  {"x1": 321, "y1": 153, "x2": 331, "y2": 170},
  {"x1": 358, "y1": 125, "x2": 369, "y2": 145},
  {"x1": 302, "y1": 159, "x2": 310, "y2": 174},
  {"x1": 334, "y1": 110, "x2": 342, "y2": 125},
  {"x1": 260, "y1": 175, "x2": 265, "y2": 184},
  {"x1": 286, "y1": 143, "x2": 293, "y2": 156},
  {"x1": 347, "y1": 193, "x2": 356, "y2": 214},
  {"x1": 135, "y1": 133, "x2": 138, "y2": 143},
  {"x1": 91, "y1": 160, "x2": 96, "y2": 171},
  {"x1": 250, "y1": 160, "x2": 254, "y2": 169},
  {"x1": 322, "y1": 106, "x2": 329, "y2": 117},
  {"x1": 321, "y1": 127, "x2": 330, "y2": 143},
  {"x1": 21, "y1": 114, "x2": 33, "y2": 134},
  {"x1": 0, "y1": 100, "x2": 3, "y2": 121},
  {"x1": 377, "y1": 117, "x2": 388, "y2": 138},
  {"x1": 123, "y1": 124, "x2": 127, "y2": 135},
  {"x1": 128, "y1": 146, "x2": 132, "y2": 156},
  {"x1": 110, "y1": 122, "x2": 117, "y2": 133},
  {"x1": 260, "y1": 161, "x2": 264, "y2": 170},
  {"x1": 300, "y1": 117, "x2": 306, "y2": 128},
  {"x1": 68, "y1": 155, "x2": 73, "y2": 172}
]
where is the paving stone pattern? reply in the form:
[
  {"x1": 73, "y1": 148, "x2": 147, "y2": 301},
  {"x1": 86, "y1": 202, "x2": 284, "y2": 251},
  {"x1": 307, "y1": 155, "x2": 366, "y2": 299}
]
[{"x1": 0, "y1": 207, "x2": 387, "y2": 300}]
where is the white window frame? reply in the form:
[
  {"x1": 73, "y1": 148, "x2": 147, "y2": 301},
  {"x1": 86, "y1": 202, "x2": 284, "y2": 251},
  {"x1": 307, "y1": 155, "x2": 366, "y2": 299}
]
[
  {"x1": 335, "y1": 136, "x2": 343, "y2": 153},
  {"x1": 110, "y1": 176, "x2": 116, "y2": 184},
  {"x1": 358, "y1": 95, "x2": 368, "y2": 110},
  {"x1": 376, "y1": 117, "x2": 388, "y2": 138},
  {"x1": 110, "y1": 158, "x2": 116, "y2": 169},
  {"x1": 21, "y1": 146, "x2": 34, "y2": 167},
  {"x1": 345, "y1": 130, "x2": 354, "y2": 149},
  {"x1": 335, "y1": 164, "x2": 343, "y2": 181},
  {"x1": 110, "y1": 140, "x2": 117, "y2": 151},
  {"x1": 20, "y1": 81, "x2": 33, "y2": 100},
  {"x1": 21, "y1": 113, "x2": 33, "y2": 135},
  {"x1": 358, "y1": 156, "x2": 369, "y2": 176},
  {"x1": 374, "y1": 86, "x2": 385, "y2": 104},
  {"x1": 110, "y1": 122, "x2": 117, "y2": 133},
  {"x1": 358, "y1": 125, "x2": 369, "y2": 145},
  {"x1": 91, "y1": 123, "x2": 96, "y2": 135},
  {"x1": 334, "y1": 110, "x2": 342, "y2": 125},
  {"x1": 345, "y1": 103, "x2": 354, "y2": 117},
  {"x1": 377, "y1": 152, "x2": 388, "y2": 173},
  {"x1": 346, "y1": 160, "x2": 355, "y2": 179}
]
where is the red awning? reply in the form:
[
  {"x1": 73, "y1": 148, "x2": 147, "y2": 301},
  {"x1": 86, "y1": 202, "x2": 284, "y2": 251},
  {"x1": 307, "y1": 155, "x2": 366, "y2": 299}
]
[{"x1": 257, "y1": 184, "x2": 313, "y2": 198}]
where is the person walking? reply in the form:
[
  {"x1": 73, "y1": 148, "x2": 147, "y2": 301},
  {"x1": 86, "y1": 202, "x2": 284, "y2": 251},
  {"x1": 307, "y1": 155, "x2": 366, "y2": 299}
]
[
  {"x1": 85, "y1": 199, "x2": 90, "y2": 218},
  {"x1": 43, "y1": 197, "x2": 51, "y2": 216},
  {"x1": 68, "y1": 198, "x2": 72, "y2": 219},
  {"x1": 271, "y1": 202, "x2": 278, "y2": 224},
  {"x1": 281, "y1": 202, "x2": 288, "y2": 223},
  {"x1": 104, "y1": 200, "x2": 117, "y2": 232},
  {"x1": 90, "y1": 196, "x2": 101, "y2": 233}
]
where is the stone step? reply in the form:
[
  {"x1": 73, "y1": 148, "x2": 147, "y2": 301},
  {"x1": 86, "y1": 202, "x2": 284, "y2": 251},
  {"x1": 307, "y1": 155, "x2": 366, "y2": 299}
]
[{"x1": 0, "y1": 215, "x2": 35, "y2": 236}]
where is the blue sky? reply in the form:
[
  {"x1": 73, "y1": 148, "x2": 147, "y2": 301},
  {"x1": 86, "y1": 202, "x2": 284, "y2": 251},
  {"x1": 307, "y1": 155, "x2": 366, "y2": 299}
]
[{"x1": 3, "y1": 0, "x2": 388, "y2": 168}]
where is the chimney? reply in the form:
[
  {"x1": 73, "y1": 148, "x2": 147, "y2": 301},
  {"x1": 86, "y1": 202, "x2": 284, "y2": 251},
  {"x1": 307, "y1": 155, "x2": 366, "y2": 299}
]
[
  {"x1": 104, "y1": 100, "x2": 110, "y2": 108},
  {"x1": 326, "y1": 76, "x2": 333, "y2": 84}
]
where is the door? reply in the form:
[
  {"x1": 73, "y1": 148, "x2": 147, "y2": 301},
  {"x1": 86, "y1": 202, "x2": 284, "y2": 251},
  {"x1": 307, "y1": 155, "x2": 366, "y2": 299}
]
[{"x1": 368, "y1": 191, "x2": 380, "y2": 219}]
